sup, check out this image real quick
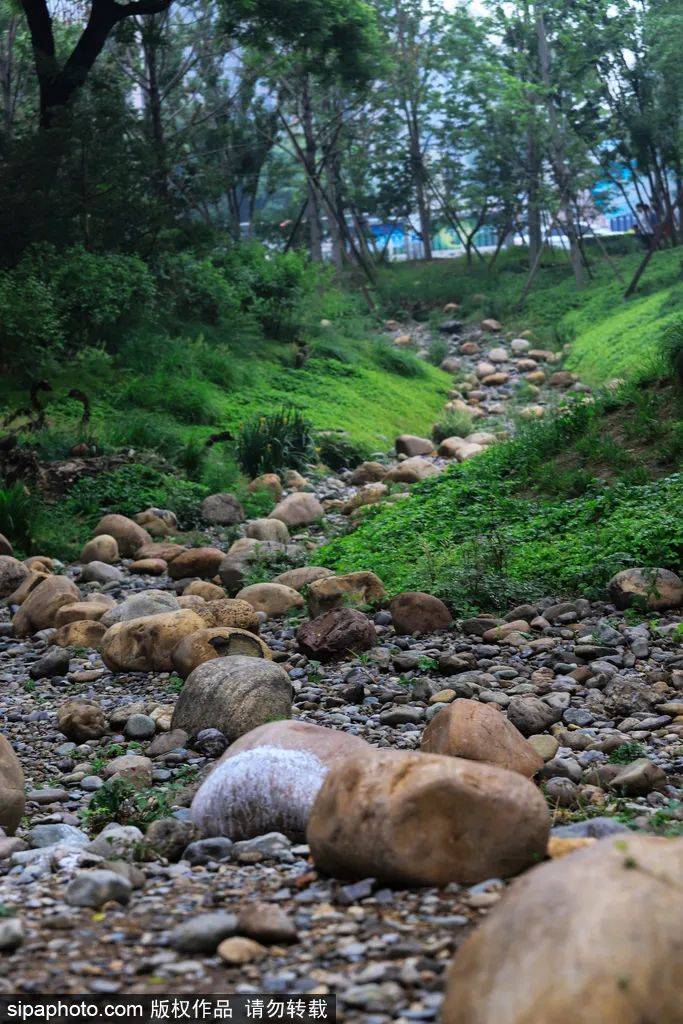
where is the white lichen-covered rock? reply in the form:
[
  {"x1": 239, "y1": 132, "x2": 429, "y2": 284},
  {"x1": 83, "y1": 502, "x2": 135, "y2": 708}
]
[{"x1": 190, "y1": 720, "x2": 370, "y2": 840}]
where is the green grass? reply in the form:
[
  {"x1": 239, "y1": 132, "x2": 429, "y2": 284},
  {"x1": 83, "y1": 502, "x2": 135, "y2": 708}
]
[{"x1": 317, "y1": 390, "x2": 683, "y2": 616}]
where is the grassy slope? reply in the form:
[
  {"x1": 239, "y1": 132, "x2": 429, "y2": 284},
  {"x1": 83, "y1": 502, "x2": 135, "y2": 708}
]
[{"x1": 319, "y1": 246, "x2": 683, "y2": 611}]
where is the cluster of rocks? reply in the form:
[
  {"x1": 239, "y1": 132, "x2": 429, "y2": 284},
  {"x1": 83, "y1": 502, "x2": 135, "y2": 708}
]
[{"x1": 0, "y1": 313, "x2": 681, "y2": 1019}]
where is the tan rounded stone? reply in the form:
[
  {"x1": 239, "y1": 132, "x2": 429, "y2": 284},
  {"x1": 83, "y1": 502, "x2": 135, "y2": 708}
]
[
  {"x1": 12, "y1": 576, "x2": 81, "y2": 636},
  {"x1": 100, "y1": 610, "x2": 206, "y2": 672},
  {"x1": 93, "y1": 514, "x2": 151, "y2": 558},
  {"x1": 80, "y1": 535, "x2": 119, "y2": 565},
  {"x1": 442, "y1": 835, "x2": 682, "y2": 1024},
  {"x1": 268, "y1": 493, "x2": 324, "y2": 527},
  {"x1": 172, "y1": 627, "x2": 271, "y2": 678},
  {"x1": 307, "y1": 749, "x2": 550, "y2": 886},
  {"x1": 183, "y1": 580, "x2": 226, "y2": 601},
  {"x1": 307, "y1": 571, "x2": 385, "y2": 617},
  {"x1": 390, "y1": 592, "x2": 451, "y2": 635},
  {"x1": 270, "y1": 566, "x2": 334, "y2": 591},
  {"x1": 0, "y1": 735, "x2": 25, "y2": 835},
  {"x1": 248, "y1": 474, "x2": 282, "y2": 500},
  {"x1": 129, "y1": 558, "x2": 167, "y2": 575},
  {"x1": 167, "y1": 547, "x2": 224, "y2": 581},
  {"x1": 421, "y1": 699, "x2": 543, "y2": 778},
  {"x1": 195, "y1": 598, "x2": 260, "y2": 632},
  {"x1": 58, "y1": 701, "x2": 107, "y2": 743},
  {"x1": 236, "y1": 583, "x2": 304, "y2": 618},
  {"x1": 0, "y1": 556, "x2": 29, "y2": 599},
  {"x1": 54, "y1": 619, "x2": 106, "y2": 649},
  {"x1": 54, "y1": 602, "x2": 110, "y2": 627}
]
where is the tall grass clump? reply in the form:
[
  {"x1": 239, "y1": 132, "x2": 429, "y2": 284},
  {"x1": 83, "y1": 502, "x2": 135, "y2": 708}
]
[
  {"x1": 372, "y1": 340, "x2": 426, "y2": 378},
  {"x1": 235, "y1": 407, "x2": 315, "y2": 477},
  {"x1": 432, "y1": 408, "x2": 475, "y2": 443},
  {"x1": 0, "y1": 482, "x2": 36, "y2": 552}
]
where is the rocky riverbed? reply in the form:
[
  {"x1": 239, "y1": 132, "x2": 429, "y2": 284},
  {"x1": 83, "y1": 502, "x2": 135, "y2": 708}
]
[{"x1": 0, "y1": 318, "x2": 681, "y2": 1020}]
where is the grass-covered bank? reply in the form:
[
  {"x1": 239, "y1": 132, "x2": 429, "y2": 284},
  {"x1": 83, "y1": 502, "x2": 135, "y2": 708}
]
[
  {"x1": 376, "y1": 243, "x2": 683, "y2": 386},
  {"x1": 318, "y1": 379, "x2": 683, "y2": 615}
]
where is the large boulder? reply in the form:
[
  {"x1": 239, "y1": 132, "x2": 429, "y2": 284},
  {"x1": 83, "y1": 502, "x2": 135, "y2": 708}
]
[
  {"x1": 200, "y1": 493, "x2": 245, "y2": 526},
  {"x1": 195, "y1": 598, "x2": 260, "y2": 633},
  {"x1": 296, "y1": 608, "x2": 376, "y2": 662},
  {"x1": 92, "y1": 514, "x2": 151, "y2": 558},
  {"x1": 5, "y1": 570, "x2": 48, "y2": 606},
  {"x1": 607, "y1": 567, "x2": 683, "y2": 610},
  {"x1": 307, "y1": 571, "x2": 385, "y2": 617},
  {"x1": 421, "y1": 700, "x2": 543, "y2": 779},
  {"x1": 101, "y1": 610, "x2": 205, "y2": 672},
  {"x1": 442, "y1": 835, "x2": 682, "y2": 1024},
  {"x1": 80, "y1": 535, "x2": 119, "y2": 565},
  {"x1": 172, "y1": 628, "x2": 271, "y2": 679},
  {"x1": 0, "y1": 735, "x2": 25, "y2": 835},
  {"x1": 248, "y1": 474, "x2": 282, "y2": 500},
  {"x1": 245, "y1": 519, "x2": 289, "y2": 543},
  {"x1": 190, "y1": 721, "x2": 371, "y2": 841},
  {"x1": 307, "y1": 749, "x2": 549, "y2": 887},
  {"x1": 134, "y1": 507, "x2": 178, "y2": 536},
  {"x1": 79, "y1": 561, "x2": 123, "y2": 585},
  {"x1": 171, "y1": 656, "x2": 292, "y2": 742},
  {"x1": 12, "y1": 576, "x2": 81, "y2": 636},
  {"x1": 183, "y1": 580, "x2": 226, "y2": 601},
  {"x1": 271, "y1": 566, "x2": 334, "y2": 591},
  {"x1": 54, "y1": 601, "x2": 111, "y2": 627},
  {"x1": 168, "y1": 547, "x2": 224, "y2": 581},
  {"x1": 349, "y1": 462, "x2": 388, "y2": 485},
  {"x1": 137, "y1": 541, "x2": 186, "y2": 562},
  {"x1": 0, "y1": 556, "x2": 29, "y2": 598},
  {"x1": 54, "y1": 619, "x2": 107, "y2": 649},
  {"x1": 268, "y1": 493, "x2": 323, "y2": 527},
  {"x1": 395, "y1": 435, "x2": 434, "y2": 457},
  {"x1": 236, "y1": 583, "x2": 304, "y2": 618},
  {"x1": 384, "y1": 457, "x2": 439, "y2": 484},
  {"x1": 58, "y1": 701, "x2": 107, "y2": 743},
  {"x1": 100, "y1": 590, "x2": 180, "y2": 628},
  {"x1": 390, "y1": 591, "x2": 451, "y2": 635}
]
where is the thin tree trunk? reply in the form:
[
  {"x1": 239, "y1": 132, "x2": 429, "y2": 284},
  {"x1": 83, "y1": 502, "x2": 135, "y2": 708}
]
[{"x1": 301, "y1": 75, "x2": 322, "y2": 262}]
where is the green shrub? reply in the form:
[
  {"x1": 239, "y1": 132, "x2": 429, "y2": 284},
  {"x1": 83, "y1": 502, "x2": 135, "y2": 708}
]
[
  {"x1": 315, "y1": 432, "x2": 371, "y2": 472},
  {"x1": 235, "y1": 406, "x2": 315, "y2": 477},
  {"x1": 660, "y1": 317, "x2": 683, "y2": 388},
  {"x1": 103, "y1": 410, "x2": 185, "y2": 458},
  {"x1": 372, "y1": 341, "x2": 426, "y2": 378},
  {"x1": 121, "y1": 374, "x2": 221, "y2": 426},
  {"x1": 0, "y1": 482, "x2": 37, "y2": 554},
  {"x1": 0, "y1": 271, "x2": 63, "y2": 371},
  {"x1": 241, "y1": 489, "x2": 276, "y2": 518},
  {"x1": 215, "y1": 244, "x2": 311, "y2": 339},
  {"x1": 152, "y1": 252, "x2": 242, "y2": 326},
  {"x1": 431, "y1": 408, "x2": 475, "y2": 443},
  {"x1": 427, "y1": 337, "x2": 449, "y2": 366},
  {"x1": 63, "y1": 464, "x2": 207, "y2": 529}
]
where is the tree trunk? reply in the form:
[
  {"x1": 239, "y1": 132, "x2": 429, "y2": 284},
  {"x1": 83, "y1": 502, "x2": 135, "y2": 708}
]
[
  {"x1": 409, "y1": 115, "x2": 432, "y2": 259},
  {"x1": 526, "y1": 127, "x2": 542, "y2": 267},
  {"x1": 301, "y1": 75, "x2": 322, "y2": 262},
  {"x1": 141, "y1": 18, "x2": 168, "y2": 197}
]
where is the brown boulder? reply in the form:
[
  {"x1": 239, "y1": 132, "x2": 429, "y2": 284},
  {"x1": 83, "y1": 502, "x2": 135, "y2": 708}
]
[
  {"x1": 129, "y1": 558, "x2": 167, "y2": 575},
  {"x1": 200, "y1": 493, "x2": 245, "y2": 526},
  {"x1": 348, "y1": 462, "x2": 388, "y2": 485},
  {"x1": 268, "y1": 492, "x2": 323, "y2": 527},
  {"x1": 0, "y1": 735, "x2": 25, "y2": 835},
  {"x1": 248, "y1": 474, "x2": 282, "y2": 500},
  {"x1": 421, "y1": 699, "x2": 543, "y2": 778},
  {"x1": 54, "y1": 619, "x2": 106, "y2": 649},
  {"x1": 395, "y1": 434, "x2": 435, "y2": 457},
  {"x1": 296, "y1": 608, "x2": 376, "y2": 662},
  {"x1": 5, "y1": 570, "x2": 48, "y2": 606},
  {"x1": 271, "y1": 566, "x2": 334, "y2": 591},
  {"x1": 80, "y1": 535, "x2": 119, "y2": 564},
  {"x1": 172, "y1": 627, "x2": 271, "y2": 679},
  {"x1": 191, "y1": 720, "x2": 371, "y2": 840},
  {"x1": 54, "y1": 601, "x2": 111, "y2": 627},
  {"x1": 100, "y1": 610, "x2": 205, "y2": 672},
  {"x1": 245, "y1": 518, "x2": 289, "y2": 543},
  {"x1": 136, "y1": 541, "x2": 186, "y2": 562},
  {"x1": 307, "y1": 749, "x2": 550, "y2": 887},
  {"x1": 236, "y1": 583, "x2": 304, "y2": 618},
  {"x1": 0, "y1": 556, "x2": 29, "y2": 599},
  {"x1": 183, "y1": 580, "x2": 226, "y2": 601},
  {"x1": 196, "y1": 598, "x2": 260, "y2": 633},
  {"x1": 58, "y1": 701, "x2": 107, "y2": 743},
  {"x1": 93, "y1": 514, "x2": 151, "y2": 557},
  {"x1": 442, "y1": 835, "x2": 682, "y2": 1024},
  {"x1": 390, "y1": 592, "x2": 451, "y2": 635},
  {"x1": 307, "y1": 571, "x2": 385, "y2": 617},
  {"x1": 12, "y1": 576, "x2": 80, "y2": 636},
  {"x1": 608, "y1": 567, "x2": 683, "y2": 610},
  {"x1": 168, "y1": 547, "x2": 224, "y2": 581},
  {"x1": 384, "y1": 457, "x2": 439, "y2": 484}
]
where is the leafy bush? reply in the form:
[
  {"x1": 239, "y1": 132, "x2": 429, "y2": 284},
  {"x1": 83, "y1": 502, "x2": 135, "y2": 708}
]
[
  {"x1": 63, "y1": 464, "x2": 207, "y2": 529},
  {"x1": 427, "y1": 337, "x2": 449, "y2": 366},
  {"x1": 121, "y1": 373, "x2": 221, "y2": 426},
  {"x1": 0, "y1": 482, "x2": 36, "y2": 553},
  {"x1": 82, "y1": 774, "x2": 195, "y2": 835},
  {"x1": 660, "y1": 317, "x2": 683, "y2": 388},
  {"x1": 103, "y1": 410, "x2": 185, "y2": 458},
  {"x1": 215, "y1": 244, "x2": 311, "y2": 339},
  {"x1": 432, "y1": 408, "x2": 475, "y2": 443},
  {"x1": 0, "y1": 271, "x2": 63, "y2": 370},
  {"x1": 235, "y1": 406, "x2": 315, "y2": 477},
  {"x1": 372, "y1": 341, "x2": 426, "y2": 378},
  {"x1": 153, "y1": 252, "x2": 242, "y2": 326},
  {"x1": 315, "y1": 432, "x2": 371, "y2": 472}
]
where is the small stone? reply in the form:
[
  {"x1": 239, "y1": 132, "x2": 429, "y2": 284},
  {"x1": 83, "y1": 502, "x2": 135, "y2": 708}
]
[
  {"x1": 0, "y1": 918, "x2": 24, "y2": 953},
  {"x1": 65, "y1": 870, "x2": 132, "y2": 908},
  {"x1": 217, "y1": 936, "x2": 266, "y2": 965},
  {"x1": 237, "y1": 903, "x2": 298, "y2": 945},
  {"x1": 124, "y1": 714, "x2": 156, "y2": 740},
  {"x1": 29, "y1": 646, "x2": 70, "y2": 679},
  {"x1": 171, "y1": 912, "x2": 239, "y2": 953},
  {"x1": 29, "y1": 824, "x2": 88, "y2": 848}
]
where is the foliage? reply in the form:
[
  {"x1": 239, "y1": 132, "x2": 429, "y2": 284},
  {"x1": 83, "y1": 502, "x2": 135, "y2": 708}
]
[
  {"x1": 235, "y1": 406, "x2": 316, "y2": 477},
  {"x1": 609, "y1": 743, "x2": 646, "y2": 765},
  {"x1": 82, "y1": 773, "x2": 196, "y2": 835},
  {"x1": 62, "y1": 464, "x2": 207, "y2": 530},
  {"x1": 372, "y1": 340, "x2": 426, "y2": 378},
  {"x1": 0, "y1": 483, "x2": 36, "y2": 554},
  {"x1": 315, "y1": 432, "x2": 372, "y2": 472},
  {"x1": 431, "y1": 408, "x2": 475, "y2": 444}
]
